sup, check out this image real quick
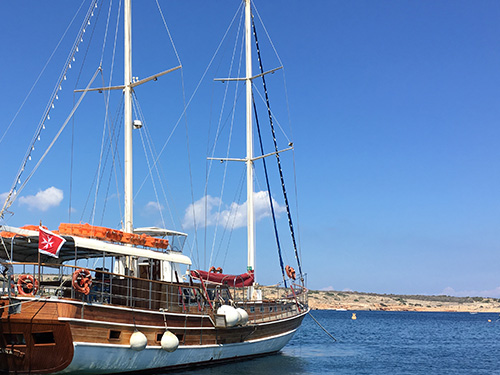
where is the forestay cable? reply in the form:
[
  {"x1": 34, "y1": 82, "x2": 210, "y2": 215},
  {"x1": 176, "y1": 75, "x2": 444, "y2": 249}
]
[{"x1": 251, "y1": 17, "x2": 303, "y2": 279}]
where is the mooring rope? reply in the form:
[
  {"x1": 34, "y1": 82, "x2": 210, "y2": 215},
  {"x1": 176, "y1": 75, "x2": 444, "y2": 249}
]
[{"x1": 308, "y1": 311, "x2": 337, "y2": 342}]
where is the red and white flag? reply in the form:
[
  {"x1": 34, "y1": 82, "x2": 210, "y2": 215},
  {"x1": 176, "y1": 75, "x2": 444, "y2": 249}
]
[{"x1": 38, "y1": 227, "x2": 66, "y2": 258}]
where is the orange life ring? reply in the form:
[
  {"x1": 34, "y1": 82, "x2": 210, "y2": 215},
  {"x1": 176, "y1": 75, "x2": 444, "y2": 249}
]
[
  {"x1": 215, "y1": 267, "x2": 223, "y2": 274},
  {"x1": 17, "y1": 275, "x2": 39, "y2": 296},
  {"x1": 72, "y1": 269, "x2": 92, "y2": 295},
  {"x1": 285, "y1": 265, "x2": 296, "y2": 280},
  {"x1": 209, "y1": 266, "x2": 216, "y2": 273}
]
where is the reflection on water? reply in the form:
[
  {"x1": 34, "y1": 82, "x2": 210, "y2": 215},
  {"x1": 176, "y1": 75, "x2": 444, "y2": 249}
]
[{"x1": 173, "y1": 352, "x2": 308, "y2": 375}]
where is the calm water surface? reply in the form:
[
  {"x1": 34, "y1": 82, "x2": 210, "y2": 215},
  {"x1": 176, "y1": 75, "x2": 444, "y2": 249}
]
[{"x1": 176, "y1": 310, "x2": 500, "y2": 374}]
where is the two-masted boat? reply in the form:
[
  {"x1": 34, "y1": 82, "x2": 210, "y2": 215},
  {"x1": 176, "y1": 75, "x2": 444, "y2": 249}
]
[{"x1": 0, "y1": 0, "x2": 308, "y2": 373}]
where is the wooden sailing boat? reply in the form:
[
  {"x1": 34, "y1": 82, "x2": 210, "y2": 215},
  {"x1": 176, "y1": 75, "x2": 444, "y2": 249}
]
[{"x1": 0, "y1": 1, "x2": 308, "y2": 374}]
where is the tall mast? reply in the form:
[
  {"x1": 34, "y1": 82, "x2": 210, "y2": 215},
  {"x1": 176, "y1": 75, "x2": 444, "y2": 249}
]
[
  {"x1": 245, "y1": 0, "x2": 255, "y2": 275},
  {"x1": 124, "y1": 0, "x2": 133, "y2": 233}
]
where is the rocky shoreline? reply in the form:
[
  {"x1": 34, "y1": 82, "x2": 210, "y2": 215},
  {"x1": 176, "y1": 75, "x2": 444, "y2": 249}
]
[{"x1": 307, "y1": 290, "x2": 500, "y2": 313}]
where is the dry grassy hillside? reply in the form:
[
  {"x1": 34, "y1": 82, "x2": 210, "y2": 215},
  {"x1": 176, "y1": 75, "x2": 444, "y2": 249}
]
[{"x1": 307, "y1": 290, "x2": 500, "y2": 312}]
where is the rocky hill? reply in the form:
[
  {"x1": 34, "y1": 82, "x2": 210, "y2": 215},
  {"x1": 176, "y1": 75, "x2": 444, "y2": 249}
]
[{"x1": 307, "y1": 290, "x2": 500, "y2": 312}]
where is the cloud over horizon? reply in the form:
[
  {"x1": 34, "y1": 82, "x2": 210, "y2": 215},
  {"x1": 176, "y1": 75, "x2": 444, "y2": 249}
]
[
  {"x1": 183, "y1": 191, "x2": 285, "y2": 230},
  {"x1": 18, "y1": 186, "x2": 63, "y2": 211}
]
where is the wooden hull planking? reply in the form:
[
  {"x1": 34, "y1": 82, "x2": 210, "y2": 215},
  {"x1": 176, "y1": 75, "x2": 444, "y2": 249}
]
[{"x1": 0, "y1": 298, "x2": 306, "y2": 374}]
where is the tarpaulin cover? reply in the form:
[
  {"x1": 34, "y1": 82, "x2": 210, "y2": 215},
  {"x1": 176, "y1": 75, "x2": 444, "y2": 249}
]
[{"x1": 190, "y1": 269, "x2": 254, "y2": 287}]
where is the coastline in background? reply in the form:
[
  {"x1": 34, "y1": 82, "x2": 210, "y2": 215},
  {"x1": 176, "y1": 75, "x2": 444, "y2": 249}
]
[{"x1": 307, "y1": 290, "x2": 500, "y2": 312}]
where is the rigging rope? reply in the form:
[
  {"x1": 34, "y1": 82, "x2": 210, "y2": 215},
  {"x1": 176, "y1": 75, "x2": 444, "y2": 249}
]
[
  {"x1": 209, "y1": 20, "x2": 245, "y2": 270},
  {"x1": 251, "y1": 17, "x2": 304, "y2": 279},
  {"x1": 253, "y1": 3, "x2": 303, "y2": 263},
  {"x1": 99, "y1": 96, "x2": 123, "y2": 226},
  {"x1": 0, "y1": 0, "x2": 99, "y2": 220},
  {"x1": 253, "y1": 96, "x2": 287, "y2": 288},
  {"x1": 12, "y1": 68, "x2": 102, "y2": 220},
  {"x1": 90, "y1": 0, "x2": 120, "y2": 226},
  {"x1": 133, "y1": 96, "x2": 180, "y2": 233},
  {"x1": 133, "y1": 96, "x2": 167, "y2": 229},
  {"x1": 0, "y1": 1, "x2": 89, "y2": 148}
]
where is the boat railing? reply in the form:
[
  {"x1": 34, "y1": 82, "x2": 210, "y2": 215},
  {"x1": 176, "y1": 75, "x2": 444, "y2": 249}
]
[
  {"x1": 222, "y1": 283, "x2": 308, "y2": 323},
  {"x1": 0, "y1": 262, "x2": 306, "y2": 323},
  {"x1": 0, "y1": 262, "x2": 213, "y2": 315}
]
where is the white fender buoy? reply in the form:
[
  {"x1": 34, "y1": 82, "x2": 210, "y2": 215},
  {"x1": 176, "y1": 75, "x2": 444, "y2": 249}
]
[
  {"x1": 130, "y1": 330, "x2": 147, "y2": 351},
  {"x1": 236, "y1": 307, "x2": 249, "y2": 326},
  {"x1": 217, "y1": 305, "x2": 239, "y2": 327},
  {"x1": 161, "y1": 330, "x2": 179, "y2": 352}
]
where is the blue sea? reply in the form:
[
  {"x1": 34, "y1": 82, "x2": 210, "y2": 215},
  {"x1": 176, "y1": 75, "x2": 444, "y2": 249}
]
[{"x1": 180, "y1": 310, "x2": 500, "y2": 374}]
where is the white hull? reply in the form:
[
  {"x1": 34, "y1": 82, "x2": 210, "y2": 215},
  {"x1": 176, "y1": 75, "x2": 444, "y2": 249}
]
[{"x1": 60, "y1": 328, "x2": 298, "y2": 374}]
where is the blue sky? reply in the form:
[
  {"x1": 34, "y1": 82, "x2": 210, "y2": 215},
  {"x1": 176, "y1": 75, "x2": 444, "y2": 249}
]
[{"x1": 1, "y1": 1, "x2": 500, "y2": 297}]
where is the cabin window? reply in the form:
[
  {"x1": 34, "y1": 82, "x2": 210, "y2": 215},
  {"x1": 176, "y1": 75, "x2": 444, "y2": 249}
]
[
  {"x1": 32, "y1": 332, "x2": 55, "y2": 345},
  {"x1": 181, "y1": 288, "x2": 199, "y2": 306},
  {"x1": 156, "y1": 332, "x2": 162, "y2": 342},
  {"x1": 138, "y1": 259, "x2": 161, "y2": 280},
  {"x1": 250, "y1": 306, "x2": 255, "y2": 313},
  {"x1": 109, "y1": 330, "x2": 121, "y2": 340},
  {"x1": 3, "y1": 333, "x2": 25, "y2": 346},
  {"x1": 259, "y1": 306, "x2": 264, "y2": 313}
]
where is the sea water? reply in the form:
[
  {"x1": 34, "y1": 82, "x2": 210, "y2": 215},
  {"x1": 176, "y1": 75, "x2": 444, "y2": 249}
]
[{"x1": 178, "y1": 310, "x2": 500, "y2": 374}]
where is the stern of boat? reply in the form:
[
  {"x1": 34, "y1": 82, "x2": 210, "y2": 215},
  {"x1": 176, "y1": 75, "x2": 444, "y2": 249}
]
[{"x1": 0, "y1": 298, "x2": 74, "y2": 374}]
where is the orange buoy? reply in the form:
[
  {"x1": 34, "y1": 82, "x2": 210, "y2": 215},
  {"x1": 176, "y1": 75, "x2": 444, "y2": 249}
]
[
  {"x1": 285, "y1": 265, "x2": 296, "y2": 280},
  {"x1": 72, "y1": 268, "x2": 92, "y2": 295},
  {"x1": 17, "y1": 274, "x2": 39, "y2": 296}
]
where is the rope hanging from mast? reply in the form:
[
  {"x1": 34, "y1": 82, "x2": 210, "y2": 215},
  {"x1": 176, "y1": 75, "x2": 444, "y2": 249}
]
[{"x1": 251, "y1": 16, "x2": 304, "y2": 280}]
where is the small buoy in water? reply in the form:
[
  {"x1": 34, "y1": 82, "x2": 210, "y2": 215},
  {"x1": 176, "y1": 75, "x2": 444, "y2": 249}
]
[
  {"x1": 161, "y1": 330, "x2": 179, "y2": 352},
  {"x1": 130, "y1": 330, "x2": 147, "y2": 351},
  {"x1": 352, "y1": 313, "x2": 357, "y2": 320},
  {"x1": 236, "y1": 308, "x2": 249, "y2": 326},
  {"x1": 217, "y1": 305, "x2": 239, "y2": 327},
  {"x1": 488, "y1": 319, "x2": 492, "y2": 323}
]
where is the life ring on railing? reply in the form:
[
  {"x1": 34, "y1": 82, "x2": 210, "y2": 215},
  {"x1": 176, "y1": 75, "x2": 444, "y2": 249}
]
[
  {"x1": 17, "y1": 274, "x2": 39, "y2": 296},
  {"x1": 285, "y1": 265, "x2": 296, "y2": 280},
  {"x1": 209, "y1": 266, "x2": 223, "y2": 274},
  {"x1": 72, "y1": 269, "x2": 92, "y2": 295}
]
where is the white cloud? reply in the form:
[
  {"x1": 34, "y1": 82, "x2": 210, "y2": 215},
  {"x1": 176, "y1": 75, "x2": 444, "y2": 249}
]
[
  {"x1": 183, "y1": 191, "x2": 285, "y2": 229},
  {"x1": 18, "y1": 186, "x2": 63, "y2": 211},
  {"x1": 442, "y1": 286, "x2": 500, "y2": 298},
  {"x1": 145, "y1": 201, "x2": 164, "y2": 212}
]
